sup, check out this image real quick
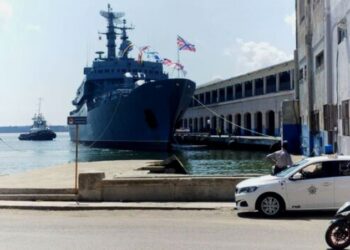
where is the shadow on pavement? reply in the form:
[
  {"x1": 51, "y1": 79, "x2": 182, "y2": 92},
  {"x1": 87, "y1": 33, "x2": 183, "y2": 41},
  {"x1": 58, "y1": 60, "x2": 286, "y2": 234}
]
[{"x1": 237, "y1": 210, "x2": 335, "y2": 221}]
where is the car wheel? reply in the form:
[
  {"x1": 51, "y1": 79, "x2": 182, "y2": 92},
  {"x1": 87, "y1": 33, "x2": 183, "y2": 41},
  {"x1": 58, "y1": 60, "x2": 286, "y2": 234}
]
[{"x1": 257, "y1": 194, "x2": 284, "y2": 217}]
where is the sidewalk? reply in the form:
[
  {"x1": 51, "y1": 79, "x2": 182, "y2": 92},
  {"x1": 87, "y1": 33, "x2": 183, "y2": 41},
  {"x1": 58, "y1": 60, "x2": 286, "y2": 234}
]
[{"x1": 0, "y1": 201, "x2": 235, "y2": 211}]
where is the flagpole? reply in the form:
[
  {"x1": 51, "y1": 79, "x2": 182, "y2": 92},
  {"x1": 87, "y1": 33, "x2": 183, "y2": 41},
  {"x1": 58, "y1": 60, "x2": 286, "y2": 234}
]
[{"x1": 177, "y1": 42, "x2": 180, "y2": 78}]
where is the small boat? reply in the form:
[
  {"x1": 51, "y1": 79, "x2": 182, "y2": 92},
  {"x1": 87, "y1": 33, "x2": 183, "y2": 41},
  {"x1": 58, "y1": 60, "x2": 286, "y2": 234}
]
[{"x1": 19, "y1": 101, "x2": 56, "y2": 141}]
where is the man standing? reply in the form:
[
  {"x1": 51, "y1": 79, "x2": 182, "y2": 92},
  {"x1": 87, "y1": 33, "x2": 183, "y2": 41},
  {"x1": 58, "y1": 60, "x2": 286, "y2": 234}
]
[{"x1": 266, "y1": 141, "x2": 293, "y2": 175}]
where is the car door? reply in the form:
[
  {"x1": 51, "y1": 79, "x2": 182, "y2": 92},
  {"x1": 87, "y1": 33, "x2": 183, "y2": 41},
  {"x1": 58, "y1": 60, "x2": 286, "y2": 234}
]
[
  {"x1": 285, "y1": 161, "x2": 335, "y2": 210},
  {"x1": 334, "y1": 161, "x2": 350, "y2": 208}
]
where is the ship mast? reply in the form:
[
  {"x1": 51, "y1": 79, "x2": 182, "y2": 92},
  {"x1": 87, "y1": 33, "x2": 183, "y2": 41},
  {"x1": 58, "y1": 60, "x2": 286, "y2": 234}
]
[
  {"x1": 117, "y1": 19, "x2": 134, "y2": 59},
  {"x1": 38, "y1": 98, "x2": 42, "y2": 115},
  {"x1": 99, "y1": 4, "x2": 125, "y2": 59}
]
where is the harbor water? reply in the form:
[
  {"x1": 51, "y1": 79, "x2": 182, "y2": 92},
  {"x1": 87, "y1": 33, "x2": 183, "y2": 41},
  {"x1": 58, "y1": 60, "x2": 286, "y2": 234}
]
[{"x1": 0, "y1": 133, "x2": 271, "y2": 176}]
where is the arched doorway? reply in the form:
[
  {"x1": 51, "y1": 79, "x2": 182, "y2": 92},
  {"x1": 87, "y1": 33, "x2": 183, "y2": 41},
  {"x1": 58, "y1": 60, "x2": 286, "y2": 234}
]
[
  {"x1": 244, "y1": 113, "x2": 252, "y2": 135},
  {"x1": 205, "y1": 116, "x2": 210, "y2": 132},
  {"x1": 255, "y1": 112, "x2": 263, "y2": 135},
  {"x1": 194, "y1": 118, "x2": 198, "y2": 132},
  {"x1": 219, "y1": 115, "x2": 224, "y2": 134},
  {"x1": 211, "y1": 116, "x2": 217, "y2": 134},
  {"x1": 266, "y1": 111, "x2": 275, "y2": 136},
  {"x1": 199, "y1": 117, "x2": 204, "y2": 132},
  {"x1": 234, "y1": 114, "x2": 241, "y2": 135},
  {"x1": 227, "y1": 114, "x2": 233, "y2": 134}
]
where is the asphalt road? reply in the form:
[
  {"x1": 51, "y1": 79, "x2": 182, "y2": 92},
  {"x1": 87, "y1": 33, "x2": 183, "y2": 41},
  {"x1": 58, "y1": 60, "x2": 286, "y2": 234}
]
[{"x1": 0, "y1": 208, "x2": 337, "y2": 250}]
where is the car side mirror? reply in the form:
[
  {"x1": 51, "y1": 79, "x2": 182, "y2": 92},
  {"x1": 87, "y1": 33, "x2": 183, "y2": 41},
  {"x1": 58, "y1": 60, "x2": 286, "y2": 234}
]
[{"x1": 290, "y1": 172, "x2": 303, "y2": 181}]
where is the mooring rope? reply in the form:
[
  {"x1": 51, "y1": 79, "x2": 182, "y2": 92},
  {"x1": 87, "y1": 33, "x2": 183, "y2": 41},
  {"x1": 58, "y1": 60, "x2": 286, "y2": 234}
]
[{"x1": 191, "y1": 96, "x2": 278, "y2": 139}]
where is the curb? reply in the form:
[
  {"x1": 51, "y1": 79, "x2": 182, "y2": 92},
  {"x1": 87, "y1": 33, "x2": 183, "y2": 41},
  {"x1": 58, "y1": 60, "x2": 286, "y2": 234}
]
[{"x1": 0, "y1": 201, "x2": 235, "y2": 211}]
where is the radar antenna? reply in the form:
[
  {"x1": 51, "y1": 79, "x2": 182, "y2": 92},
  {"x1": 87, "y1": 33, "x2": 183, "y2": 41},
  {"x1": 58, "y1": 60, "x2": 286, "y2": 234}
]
[{"x1": 99, "y1": 4, "x2": 125, "y2": 59}]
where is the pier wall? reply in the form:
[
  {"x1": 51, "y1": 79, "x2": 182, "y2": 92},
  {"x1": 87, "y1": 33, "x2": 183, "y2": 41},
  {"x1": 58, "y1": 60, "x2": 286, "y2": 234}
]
[{"x1": 78, "y1": 172, "x2": 251, "y2": 202}]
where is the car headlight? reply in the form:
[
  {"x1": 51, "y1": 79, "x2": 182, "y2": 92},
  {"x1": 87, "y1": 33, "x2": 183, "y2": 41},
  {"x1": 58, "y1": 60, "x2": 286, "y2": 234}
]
[{"x1": 238, "y1": 186, "x2": 258, "y2": 194}]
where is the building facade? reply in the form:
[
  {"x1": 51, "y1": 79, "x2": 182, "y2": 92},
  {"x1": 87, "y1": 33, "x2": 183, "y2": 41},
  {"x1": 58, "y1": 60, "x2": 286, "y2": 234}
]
[
  {"x1": 296, "y1": 0, "x2": 350, "y2": 155},
  {"x1": 181, "y1": 60, "x2": 295, "y2": 138}
]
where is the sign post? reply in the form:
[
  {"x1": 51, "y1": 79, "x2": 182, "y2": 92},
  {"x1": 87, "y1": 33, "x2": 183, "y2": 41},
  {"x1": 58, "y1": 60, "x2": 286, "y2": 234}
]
[{"x1": 67, "y1": 116, "x2": 87, "y2": 193}]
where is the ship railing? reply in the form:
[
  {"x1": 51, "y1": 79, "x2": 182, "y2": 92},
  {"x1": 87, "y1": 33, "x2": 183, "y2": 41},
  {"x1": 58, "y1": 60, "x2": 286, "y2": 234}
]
[{"x1": 92, "y1": 89, "x2": 133, "y2": 103}]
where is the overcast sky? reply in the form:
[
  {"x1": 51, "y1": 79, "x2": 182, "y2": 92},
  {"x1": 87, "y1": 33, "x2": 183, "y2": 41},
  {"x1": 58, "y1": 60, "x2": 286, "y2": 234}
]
[{"x1": 0, "y1": 0, "x2": 295, "y2": 126}]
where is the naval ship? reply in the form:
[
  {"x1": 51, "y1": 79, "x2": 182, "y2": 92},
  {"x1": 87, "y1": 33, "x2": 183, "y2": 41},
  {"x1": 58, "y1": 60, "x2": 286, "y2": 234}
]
[{"x1": 68, "y1": 5, "x2": 196, "y2": 150}]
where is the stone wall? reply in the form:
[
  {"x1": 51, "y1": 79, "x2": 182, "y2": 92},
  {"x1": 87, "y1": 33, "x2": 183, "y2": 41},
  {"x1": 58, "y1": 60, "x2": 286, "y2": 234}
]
[{"x1": 78, "y1": 172, "x2": 249, "y2": 202}]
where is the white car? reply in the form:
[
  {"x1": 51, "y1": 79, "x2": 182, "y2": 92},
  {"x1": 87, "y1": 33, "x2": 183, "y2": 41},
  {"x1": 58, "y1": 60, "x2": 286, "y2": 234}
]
[{"x1": 235, "y1": 155, "x2": 350, "y2": 217}]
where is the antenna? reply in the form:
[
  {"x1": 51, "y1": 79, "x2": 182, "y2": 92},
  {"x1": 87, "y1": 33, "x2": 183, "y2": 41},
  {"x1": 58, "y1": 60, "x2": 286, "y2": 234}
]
[
  {"x1": 38, "y1": 97, "x2": 42, "y2": 115},
  {"x1": 96, "y1": 51, "x2": 105, "y2": 60}
]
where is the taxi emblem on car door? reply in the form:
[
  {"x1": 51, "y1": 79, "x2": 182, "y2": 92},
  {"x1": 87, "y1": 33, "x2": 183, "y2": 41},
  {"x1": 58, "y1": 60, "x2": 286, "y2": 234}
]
[{"x1": 307, "y1": 185, "x2": 317, "y2": 195}]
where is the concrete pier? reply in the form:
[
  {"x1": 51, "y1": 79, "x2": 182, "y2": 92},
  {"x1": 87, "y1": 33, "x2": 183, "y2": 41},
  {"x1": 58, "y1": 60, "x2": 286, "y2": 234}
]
[
  {"x1": 174, "y1": 133, "x2": 281, "y2": 150},
  {"x1": 0, "y1": 156, "x2": 302, "y2": 202},
  {"x1": 0, "y1": 160, "x2": 257, "y2": 202}
]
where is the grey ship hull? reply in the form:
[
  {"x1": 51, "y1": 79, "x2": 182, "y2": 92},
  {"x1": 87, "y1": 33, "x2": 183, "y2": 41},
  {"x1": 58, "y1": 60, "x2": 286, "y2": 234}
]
[{"x1": 69, "y1": 79, "x2": 195, "y2": 150}]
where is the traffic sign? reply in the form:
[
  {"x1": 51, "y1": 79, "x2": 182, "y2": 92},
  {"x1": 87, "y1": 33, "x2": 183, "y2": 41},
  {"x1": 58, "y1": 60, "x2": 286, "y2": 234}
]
[{"x1": 67, "y1": 116, "x2": 87, "y2": 125}]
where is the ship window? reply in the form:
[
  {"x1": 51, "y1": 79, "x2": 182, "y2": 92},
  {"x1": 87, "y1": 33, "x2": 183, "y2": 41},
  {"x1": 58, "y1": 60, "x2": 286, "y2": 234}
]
[
  {"x1": 98, "y1": 70, "x2": 103, "y2": 73},
  {"x1": 105, "y1": 69, "x2": 110, "y2": 73},
  {"x1": 122, "y1": 69, "x2": 127, "y2": 73}
]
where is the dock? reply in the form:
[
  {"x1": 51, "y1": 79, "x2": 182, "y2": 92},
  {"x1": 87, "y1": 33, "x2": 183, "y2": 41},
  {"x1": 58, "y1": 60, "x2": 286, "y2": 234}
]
[{"x1": 174, "y1": 133, "x2": 281, "y2": 150}]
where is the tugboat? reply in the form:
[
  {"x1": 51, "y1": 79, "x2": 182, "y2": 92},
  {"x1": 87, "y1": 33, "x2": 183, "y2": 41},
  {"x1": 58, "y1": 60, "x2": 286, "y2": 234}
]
[
  {"x1": 68, "y1": 4, "x2": 196, "y2": 150},
  {"x1": 19, "y1": 100, "x2": 56, "y2": 141}
]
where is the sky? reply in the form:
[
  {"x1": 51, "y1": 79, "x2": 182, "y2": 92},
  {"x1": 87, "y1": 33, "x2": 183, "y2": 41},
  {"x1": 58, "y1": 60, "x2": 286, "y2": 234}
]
[{"x1": 0, "y1": 0, "x2": 295, "y2": 126}]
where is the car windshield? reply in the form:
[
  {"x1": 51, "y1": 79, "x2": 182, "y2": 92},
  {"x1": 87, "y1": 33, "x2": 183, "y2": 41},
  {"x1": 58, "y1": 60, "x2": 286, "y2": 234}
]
[{"x1": 275, "y1": 159, "x2": 309, "y2": 177}]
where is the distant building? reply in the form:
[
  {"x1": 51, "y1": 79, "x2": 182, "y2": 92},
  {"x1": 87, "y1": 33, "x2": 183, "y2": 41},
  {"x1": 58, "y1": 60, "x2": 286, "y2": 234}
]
[
  {"x1": 181, "y1": 60, "x2": 295, "y2": 138},
  {"x1": 296, "y1": 0, "x2": 350, "y2": 155}
]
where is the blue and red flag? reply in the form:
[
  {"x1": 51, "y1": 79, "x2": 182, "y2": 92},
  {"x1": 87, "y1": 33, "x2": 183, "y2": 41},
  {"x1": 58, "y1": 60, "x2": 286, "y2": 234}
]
[{"x1": 177, "y1": 35, "x2": 196, "y2": 52}]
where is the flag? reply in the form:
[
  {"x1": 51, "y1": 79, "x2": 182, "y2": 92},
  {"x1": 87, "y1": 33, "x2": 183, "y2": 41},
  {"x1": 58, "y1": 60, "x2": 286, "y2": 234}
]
[
  {"x1": 119, "y1": 41, "x2": 133, "y2": 57},
  {"x1": 137, "y1": 46, "x2": 150, "y2": 63},
  {"x1": 177, "y1": 35, "x2": 196, "y2": 52},
  {"x1": 173, "y1": 62, "x2": 184, "y2": 70},
  {"x1": 162, "y1": 58, "x2": 174, "y2": 66}
]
